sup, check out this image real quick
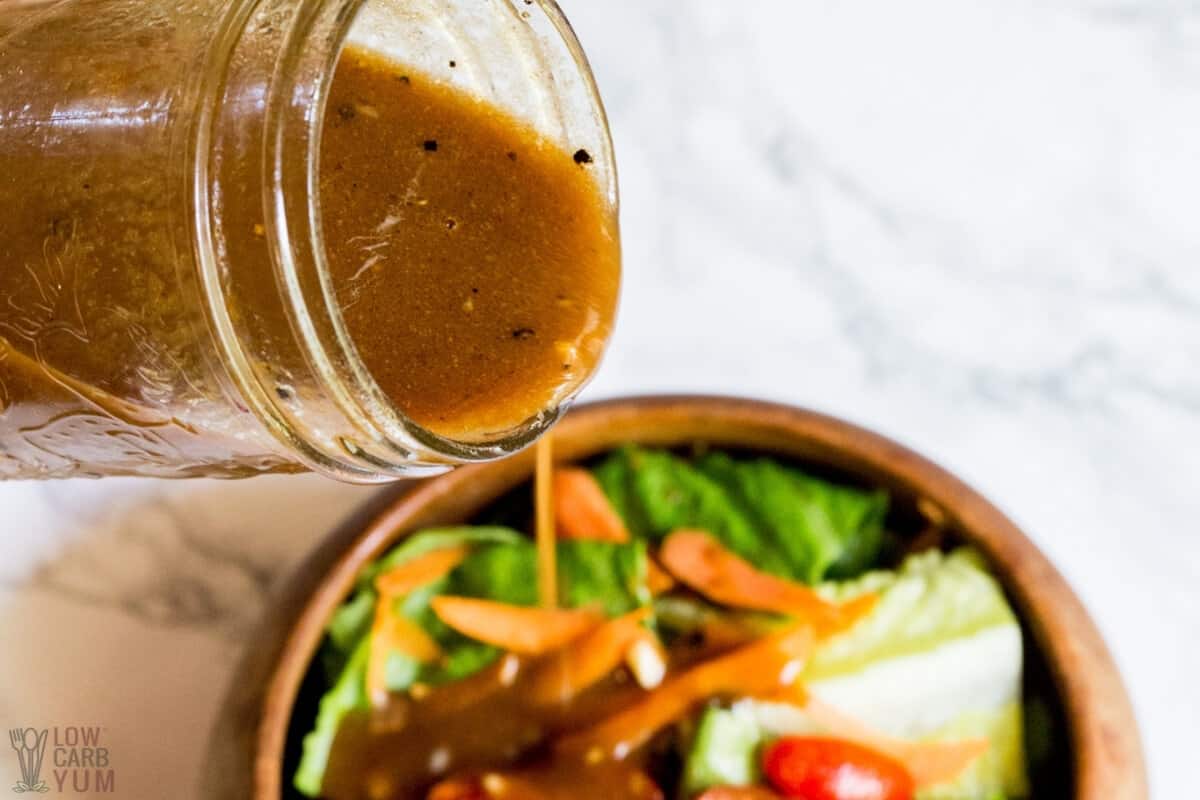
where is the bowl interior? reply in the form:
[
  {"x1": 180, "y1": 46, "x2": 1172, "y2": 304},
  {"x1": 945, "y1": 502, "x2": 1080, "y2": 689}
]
[{"x1": 255, "y1": 397, "x2": 1146, "y2": 800}]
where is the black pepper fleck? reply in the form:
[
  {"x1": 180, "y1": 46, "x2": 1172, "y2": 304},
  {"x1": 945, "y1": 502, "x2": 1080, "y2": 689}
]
[
  {"x1": 449, "y1": 60, "x2": 457, "y2": 68},
  {"x1": 337, "y1": 104, "x2": 356, "y2": 120},
  {"x1": 423, "y1": 140, "x2": 439, "y2": 152},
  {"x1": 506, "y1": 151, "x2": 518, "y2": 161},
  {"x1": 512, "y1": 327, "x2": 536, "y2": 340},
  {"x1": 573, "y1": 148, "x2": 593, "y2": 165},
  {"x1": 396, "y1": 74, "x2": 411, "y2": 84},
  {"x1": 445, "y1": 218, "x2": 457, "y2": 230}
]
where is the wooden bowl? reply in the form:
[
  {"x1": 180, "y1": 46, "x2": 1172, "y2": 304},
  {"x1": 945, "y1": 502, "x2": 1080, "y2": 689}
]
[{"x1": 204, "y1": 396, "x2": 1147, "y2": 799}]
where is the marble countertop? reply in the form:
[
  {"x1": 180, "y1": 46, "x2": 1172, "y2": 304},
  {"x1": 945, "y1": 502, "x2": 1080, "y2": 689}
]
[{"x1": 2, "y1": 1, "x2": 1197, "y2": 796}]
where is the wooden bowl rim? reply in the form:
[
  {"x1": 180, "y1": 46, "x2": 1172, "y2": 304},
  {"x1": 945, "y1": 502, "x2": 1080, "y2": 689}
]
[{"x1": 254, "y1": 395, "x2": 1148, "y2": 800}]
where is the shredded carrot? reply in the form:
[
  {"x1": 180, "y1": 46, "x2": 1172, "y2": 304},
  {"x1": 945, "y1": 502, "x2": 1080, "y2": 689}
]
[
  {"x1": 553, "y1": 467, "x2": 631, "y2": 542},
  {"x1": 645, "y1": 558, "x2": 676, "y2": 595},
  {"x1": 556, "y1": 624, "x2": 814, "y2": 759},
  {"x1": 659, "y1": 530, "x2": 876, "y2": 636},
  {"x1": 366, "y1": 605, "x2": 443, "y2": 705},
  {"x1": 529, "y1": 608, "x2": 653, "y2": 706},
  {"x1": 431, "y1": 595, "x2": 602, "y2": 655},
  {"x1": 763, "y1": 679, "x2": 811, "y2": 707},
  {"x1": 535, "y1": 436, "x2": 557, "y2": 609},
  {"x1": 902, "y1": 739, "x2": 990, "y2": 789},
  {"x1": 800, "y1": 696, "x2": 990, "y2": 787},
  {"x1": 830, "y1": 593, "x2": 880, "y2": 632},
  {"x1": 365, "y1": 546, "x2": 474, "y2": 705},
  {"x1": 374, "y1": 544, "x2": 471, "y2": 597}
]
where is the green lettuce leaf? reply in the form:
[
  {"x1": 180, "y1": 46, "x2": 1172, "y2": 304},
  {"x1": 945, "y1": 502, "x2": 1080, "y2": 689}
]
[
  {"x1": 592, "y1": 446, "x2": 887, "y2": 583},
  {"x1": 294, "y1": 638, "x2": 369, "y2": 797},
  {"x1": 324, "y1": 527, "x2": 525, "y2": 667},
  {"x1": 681, "y1": 706, "x2": 763, "y2": 796},
  {"x1": 443, "y1": 537, "x2": 651, "y2": 614},
  {"x1": 697, "y1": 452, "x2": 888, "y2": 582},
  {"x1": 358, "y1": 526, "x2": 525, "y2": 590},
  {"x1": 808, "y1": 548, "x2": 1018, "y2": 680},
  {"x1": 681, "y1": 549, "x2": 1029, "y2": 800},
  {"x1": 378, "y1": 537, "x2": 653, "y2": 689}
]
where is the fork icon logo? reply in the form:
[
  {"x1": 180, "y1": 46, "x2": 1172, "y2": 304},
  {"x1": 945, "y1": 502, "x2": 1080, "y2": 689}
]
[{"x1": 8, "y1": 729, "x2": 48, "y2": 794}]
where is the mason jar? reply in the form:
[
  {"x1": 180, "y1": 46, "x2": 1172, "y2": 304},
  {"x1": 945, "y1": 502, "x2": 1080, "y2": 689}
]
[{"x1": 0, "y1": 0, "x2": 618, "y2": 481}]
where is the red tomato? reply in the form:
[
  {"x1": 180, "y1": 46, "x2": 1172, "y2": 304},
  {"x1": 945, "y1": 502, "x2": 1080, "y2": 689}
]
[{"x1": 761, "y1": 737, "x2": 915, "y2": 800}]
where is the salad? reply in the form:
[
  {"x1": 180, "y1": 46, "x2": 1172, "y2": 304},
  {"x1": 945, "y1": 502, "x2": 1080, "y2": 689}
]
[{"x1": 292, "y1": 445, "x2": 1031, "y2": 800}]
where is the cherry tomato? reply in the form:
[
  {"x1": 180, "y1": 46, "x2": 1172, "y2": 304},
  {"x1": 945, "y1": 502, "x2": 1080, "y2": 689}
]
[{"x1": 761, "y1": 737, "x2": 915, "y2": 800}]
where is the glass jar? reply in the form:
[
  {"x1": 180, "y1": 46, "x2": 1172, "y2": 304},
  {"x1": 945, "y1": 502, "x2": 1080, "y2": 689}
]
[{"x1": 0, "y1": 0, "x2": 618, "y2": 481}]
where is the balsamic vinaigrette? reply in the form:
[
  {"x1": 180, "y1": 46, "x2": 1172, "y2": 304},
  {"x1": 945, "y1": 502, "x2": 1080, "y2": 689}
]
[{"x1": 320, "y1": 49, "x2": 620, "y2": 440}]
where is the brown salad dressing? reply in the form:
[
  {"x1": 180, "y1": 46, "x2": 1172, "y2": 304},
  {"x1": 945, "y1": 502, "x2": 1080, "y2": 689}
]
[
  {"x1": 323, "y1": 653, "x2": 665, "y2": 800},
  {"x1": 319, "y1": 440, "x2": 752, "y2": 800},
  {"x1": 320, "y1": 49, "x2": 619, "y2": 439},
  {"x1": 320, "y1": 610, "x2": 738, "y2": 800},
  {"x1": 0, "y1": 45, "x2": 617, "y2": 475}
]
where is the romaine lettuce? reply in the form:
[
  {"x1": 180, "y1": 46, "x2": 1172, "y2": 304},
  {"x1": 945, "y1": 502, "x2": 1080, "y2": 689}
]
[
  {"x1": 680, "y1": 549, "x2": 1029, "y2": 800},
  {"x1": 808, "y1": 548, "x2": 1018, "y2": 680},
  {"x1": 681, "y1": 706, "x2": 763, "y2": 796},
  {"x1": 294, "y1": 638, "x2": 369, "y2": 797},
  {"x1": 591, "y1": 446, "x2": 887, "y2": 584}
]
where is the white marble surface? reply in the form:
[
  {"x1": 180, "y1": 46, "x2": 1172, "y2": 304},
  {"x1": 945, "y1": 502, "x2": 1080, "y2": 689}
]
[{"x1": 2, "y1": 1, "x2": 1198, "y2": 796}]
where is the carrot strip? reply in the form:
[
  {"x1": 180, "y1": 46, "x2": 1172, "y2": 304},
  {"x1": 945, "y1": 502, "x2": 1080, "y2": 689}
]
[
  {"x1": 556, "y1": 625, "x2": 814, "y2": 760},
  {"x1": 373, "y1": 544, "x2": 471, "y2": 596},
  {"x1": 431, "y1": 596, "x2": 603, "y2": 655},
  {"x1": 553, "y1": 468, "x2": 631, "y2": 543},
  {"x1": 800, "y1": 696, "x2": 990, "y2": 788},
  {"x1": 529, "y1": 608, "x2": 653, "y2": 706},
  {"x1": 366, "y1": 606, "x2": 443, "y2": 705},
  {"x1": 536, "y1": 437, "x2": 557, "y2": 609},
  {"x1": 903, "y1": 739, "x2": 990, "y2": 789},
  {"x1": 659, "y1": 530, "x2": 876, "y2": 636},
  {"x1": 646, "y1": 558, "x2": 676, "y2": 595},
  {"x1": 366, "y1": 547, "x2": 472, "y2": 705}
]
